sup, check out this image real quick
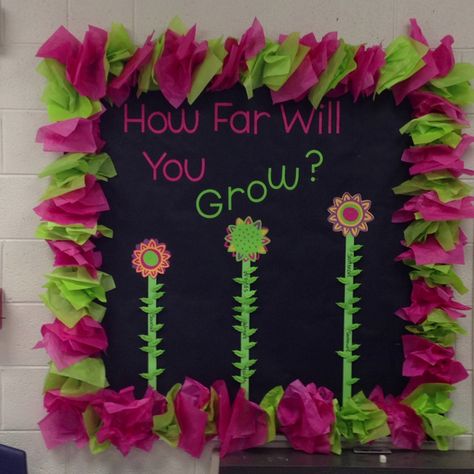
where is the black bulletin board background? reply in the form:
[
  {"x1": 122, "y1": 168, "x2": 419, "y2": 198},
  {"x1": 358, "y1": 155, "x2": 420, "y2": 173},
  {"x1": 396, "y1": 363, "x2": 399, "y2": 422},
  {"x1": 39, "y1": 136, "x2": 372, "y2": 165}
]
[{"x1": 99, "y1": 86, "x2": 413, "y2": 401}]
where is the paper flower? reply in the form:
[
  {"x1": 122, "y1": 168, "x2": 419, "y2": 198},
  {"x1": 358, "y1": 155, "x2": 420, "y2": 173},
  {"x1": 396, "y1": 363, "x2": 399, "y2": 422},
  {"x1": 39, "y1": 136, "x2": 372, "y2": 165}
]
[
  {"x1": 36, "y1": 114, "x2": 105, "y2": 153},
  {"x1": 401, "y1": 383, "x2": 465, "y2": 450},
  {"x1": 132, "y1": 239, "x2": 171, "y2": 388},
  {"x1": 132, "y1": 239, "x2": 171, "y2": 278},
  {"x1": 224, "y1": 216, "x2": 270, "y2": 262},
  {"x1": 392, "y1": 192, "x2": 474, "y2": 222},
  {"x1": 39, "y1": 389, "x2": 95, "y2": 449},
  {"x1": 395, "y1": 279, "x2": 470, "y2": 325},
  {"x1": 36, "y1": 25, "x2": 108, "y2": 100},
  {"x1": 402, "y1": 334, "x2": 469, "y2": 385},
  {"x1": 327, "y1": 192, "x2": 374, "y2": 237},
  {"x1": 335, "y1": 391, "x2": 390, "y2": 444},
  {"x1": 408, "y1": 91, "x2": 468, "y2": 125},
  {"x1": 91, "y1": 386, "x2": 166, "y2": 456},
  {"x1": 369, "y1": 386, "x2": 425, "y2": 450},
  {"x1": 35, "y1": 316, "x2": 108, "y2": 370},
  {"x1": 48, "y1": 240, "x2": 102, "y2": 278},
  {"x1": 209, "y1": 18, "x2": 265, "y2": 92},
  {"x1": 277, "y1": 380, "x2": 335, "y2": 454},
  {"x1": 34, "y1": 175, "x2": 109, "y2": 228},
  {"x1": 401, "y1": 135, "x2": 474, "y2": 177},
  {"x1": 155, "y1": 25, "x2": 208, "y2": 108},
  {"x1": 219, "y1": 388, "x2": 268, "y2": 457},
  {"x1": 225, "y1": 217, "x2": 270, "y2": 396},
  {"x1": 396, "y1": 231, "x2": 467, "y2": 266},
  {"x1": 327, "y1": 193, "x2": 373, "y2": 404},
  {"x1": 175, "y1": 377, "x2": 213, "y2": 457},
  {"x1": 107, "y1": 33, "x2": 155, "y2": 106}
]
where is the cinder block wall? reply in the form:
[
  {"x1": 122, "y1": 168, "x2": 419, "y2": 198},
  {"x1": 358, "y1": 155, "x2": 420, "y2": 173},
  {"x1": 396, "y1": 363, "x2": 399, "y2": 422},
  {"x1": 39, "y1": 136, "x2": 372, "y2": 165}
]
[{"x1": 0, "y1": 1, "x2": 472, "y2": 473}]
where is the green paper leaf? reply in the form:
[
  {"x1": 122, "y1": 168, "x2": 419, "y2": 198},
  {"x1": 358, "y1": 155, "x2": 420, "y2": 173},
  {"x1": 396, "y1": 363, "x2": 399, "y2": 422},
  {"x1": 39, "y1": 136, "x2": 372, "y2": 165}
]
[
  {"x1": 37, "y1": 59, "x2": 102, "y2": 121},
  {"x1": 188, "y1": 37, "x2": 227, "y2": 104},
  {"x1": 244, "y1": 341, "x2": 257, "y2": 350},
  {"x1": 349, "y1": 323, "x2": 361, "y2": 330},
  {"x1": 247, "y1": 328, "x2": 258, "y2": 336},
  {"x1": 233, "y1": 350, "x2": 244, "y2": 358},
  {"x1": 337, "y1": 277, "x2": 351, "y2": 284},
  {"x1": 106, "y1": 23, "x2": 137, "y2": 77},
  {"x1": 400, "y1": 113, "x2": 464, "y2": 148},
  {"x1": 232, "y1": 375, "x2": 244, "y2": 384},
  {"x1": 377, "y1": 36, "x2": 428, "y2": 93},
  {"x1": 153, "y1": 383, "x2": 181, "y2": 447},
  {"x1": 426, "y1": 63, "x2": 474, "y2": 105},
  {"x1": 260, "y1": 386, "x2": 284, "y2": 442},
  {"x1": 308, "y1": 40, "x2": 358, "y2": 108},
  {"x1": 348, "y1": 377, "x2": 360, "y2": 385},
  {"x1": 139, "y1": 306, "x2": 164, "y2": 315}
]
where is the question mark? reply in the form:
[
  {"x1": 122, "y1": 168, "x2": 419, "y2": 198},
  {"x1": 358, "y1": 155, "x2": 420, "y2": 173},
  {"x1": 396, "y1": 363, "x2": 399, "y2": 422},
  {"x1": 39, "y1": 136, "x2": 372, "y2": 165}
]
[{"x1": 305, "y1": 149, "x2": 324, "y2": 182}]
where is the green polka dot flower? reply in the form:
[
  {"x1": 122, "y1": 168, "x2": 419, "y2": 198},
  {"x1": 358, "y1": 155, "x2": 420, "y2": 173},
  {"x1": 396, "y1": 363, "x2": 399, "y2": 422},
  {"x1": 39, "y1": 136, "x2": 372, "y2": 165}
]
[
  {"x1": 224, "y1": 216, "x2": 270, "y2": 262},
  {"x1": 224, "y1": 216, "x2": 270, "y2": 399}
]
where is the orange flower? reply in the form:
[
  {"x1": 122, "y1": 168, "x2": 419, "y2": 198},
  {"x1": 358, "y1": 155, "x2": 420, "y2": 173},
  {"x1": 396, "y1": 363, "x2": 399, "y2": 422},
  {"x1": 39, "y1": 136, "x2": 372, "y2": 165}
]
[{"x1": 132, "y1": 239, "x2": 171, "y2": 278}]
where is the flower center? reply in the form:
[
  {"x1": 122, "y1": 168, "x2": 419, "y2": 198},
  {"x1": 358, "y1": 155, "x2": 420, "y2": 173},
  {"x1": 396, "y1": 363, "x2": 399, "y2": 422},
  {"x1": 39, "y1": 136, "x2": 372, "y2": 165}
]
[
  {"x1": 142, "y1": 249, "x2": 160, "y2": 268},
  {"x1": 343, "y1": 207, "x2": 359, "y2": 222},
  {"x1": 232, "y1": 224, "x2": 262, "y2": 255}
]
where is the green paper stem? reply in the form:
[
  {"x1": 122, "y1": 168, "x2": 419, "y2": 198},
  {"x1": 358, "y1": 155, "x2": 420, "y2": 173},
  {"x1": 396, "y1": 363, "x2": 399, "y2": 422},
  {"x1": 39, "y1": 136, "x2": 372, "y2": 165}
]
[
  {"x1": 232, "y1": 260, "x2": 258, "y2": 398},
  {"x1": 139, "y1": 276, "x2": 165, "y2": 389},
  {"x1": 337, "y1": 234, "x2": 362, "y2": 405}
]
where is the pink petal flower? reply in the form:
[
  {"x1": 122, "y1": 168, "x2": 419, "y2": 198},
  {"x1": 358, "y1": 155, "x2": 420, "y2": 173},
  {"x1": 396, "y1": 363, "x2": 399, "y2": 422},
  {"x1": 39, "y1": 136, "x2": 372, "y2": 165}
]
[
  {"x1": 392, "y1": 19, "x2": 455, "y2": 104},
  {"x1": 272, "y1": 32, "x2": 339, "y2": 103},
  {"x1": 175, "y1": 377, "x2": 212, "y2": 457},
  {"x1": 108, "y1": 34, "x2": 155, "y2": 106},
  {"x1": 209, "y1": 18, "x2": 265, "y2": 92},
  {"x1": 277, "y1": 380, "x2": 335, "y2": 454},
  {"x1": 36, "y1": 26, "x2": 81, "y2": 65},
  {"x1": 48, "y1": 240, "x2": 102, "y2": 278},
  {"x1": 39, "y1": 389, "x2": 95, "y2": 449},
  {"x1": 36, "y1": 114, "x2": 105, "y2": 153},
  {"x1": 396, "y1": 230, "x2": 467, "y2": 265},
  {"x1": 155, "y1": 25, "x2": 208, "y2": 108},
  {"x1": 402, "y1": 335, "x2": 468, "y2": 384},
  {"x1": 212, "y1": 380, "x2": 231, "y2": 439},
  {"x1": 408, "y1": 91, "x2": 468, "y2": 124},
  {"x1": 369, "y1": 386, "x2": 425, "y2": 450},
  {"x1": 219, "y1": 388, "x2": 268, "y2": 457},
  {"x1": 349, "y1": 45, "x2": 385, "y2": 100},
  {"x1": 34, "y1": 317, "x2": 108, "y2": 370},
  {"x1": 402, "y1": 135, "x2": 474, "y2": 177},
  {"x1": 34, "y1": 175, "x2": 109, "y2": 227},
  {"x1": 396, "y1": 279, "x2": 470, "y2": 324},
  {"x1": 37, "y1": 26, "x2": 108, "y2": 100},
  {"x1": 392, "y1": 191, "x2": 474, "y2": 222},
  {"x1": 66, "y1": 26, "x2": 108, "y2": 100},
  {"x1": 91, "y1": 386, "x2": 166, "y2": 456}
]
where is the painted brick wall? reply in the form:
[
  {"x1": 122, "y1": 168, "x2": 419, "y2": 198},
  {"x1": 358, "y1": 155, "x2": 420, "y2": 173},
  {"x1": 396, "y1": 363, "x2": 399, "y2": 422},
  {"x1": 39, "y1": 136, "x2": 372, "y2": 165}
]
[{"x1": 0, "y1": 1, "x2": 473, "y2": 473}]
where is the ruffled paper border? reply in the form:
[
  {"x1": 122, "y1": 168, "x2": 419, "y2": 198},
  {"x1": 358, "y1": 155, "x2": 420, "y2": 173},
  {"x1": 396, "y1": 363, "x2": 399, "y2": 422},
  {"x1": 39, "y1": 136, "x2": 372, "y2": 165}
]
[{"x1": 33, "y1": 18, "x2": 474, "y2": 458}]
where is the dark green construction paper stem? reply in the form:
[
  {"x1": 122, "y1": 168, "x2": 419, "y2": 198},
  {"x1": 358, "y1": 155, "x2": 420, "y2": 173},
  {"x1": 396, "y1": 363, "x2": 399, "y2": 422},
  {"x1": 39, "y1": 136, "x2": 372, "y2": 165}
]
[
  {"x1": 139, "y1": 276, "x2": 165, "y2": 389},
  {"x1": 232, "y1": 260, "x2": 258, "y2": 398},
  {"x1": 336, "y1": 234, "x2": 362, "y2": 405}
]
